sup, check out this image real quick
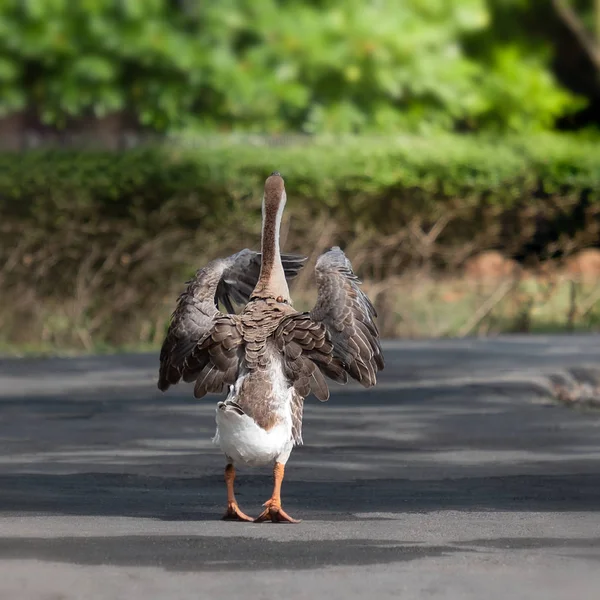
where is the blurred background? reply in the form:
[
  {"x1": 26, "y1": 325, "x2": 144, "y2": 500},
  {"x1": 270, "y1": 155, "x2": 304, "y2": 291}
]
[{"x1": 0, "y1": 0, "x2": 599, "y2": 354}]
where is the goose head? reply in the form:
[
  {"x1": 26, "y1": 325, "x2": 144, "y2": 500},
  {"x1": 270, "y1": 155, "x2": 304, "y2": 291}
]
[{"x1": 263, "y1": 171, "x2": 286, "y2": 224}]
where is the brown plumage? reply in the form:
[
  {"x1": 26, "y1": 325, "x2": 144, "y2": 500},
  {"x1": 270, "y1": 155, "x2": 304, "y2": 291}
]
[
  {"x1": 157, "y1": 172, "x2": 384, "y2": 523},
  {"x1": 158, "y1": 250, "x2": 305, "y2": 392}
]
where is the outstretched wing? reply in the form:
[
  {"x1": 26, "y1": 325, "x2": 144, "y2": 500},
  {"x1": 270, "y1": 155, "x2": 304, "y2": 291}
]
[
  {"x1": 311, "y1": 247, "x2": 384, "y2": 385},
  {"x1": 276, "y1": 247, "x2": 384, "y2": 401},
  {"x1": 158, "y1": 249, "x2": 306, "y2": 395}
]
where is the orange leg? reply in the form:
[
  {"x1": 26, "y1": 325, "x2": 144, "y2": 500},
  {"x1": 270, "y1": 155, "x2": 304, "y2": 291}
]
[
  {"x1": 254, "y1": 462, "x2": 300, "y2": 523},
  {"x1": 222, "y1": 464, "x2": 253, "y2": 522}
]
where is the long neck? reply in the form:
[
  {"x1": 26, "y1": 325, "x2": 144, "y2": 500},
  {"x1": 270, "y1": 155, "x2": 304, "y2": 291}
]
[{"x1": 252, "y1": 196, "x2": 290, "y2": 301}]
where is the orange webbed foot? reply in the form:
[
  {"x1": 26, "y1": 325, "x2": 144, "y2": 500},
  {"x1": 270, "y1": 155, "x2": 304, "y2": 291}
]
[
  {"x1": 222, "y1": 502, "x2": 254, "y2": 522},
  {"x1": 254, "y1": 499, "x2": 301, "y2": 524}
]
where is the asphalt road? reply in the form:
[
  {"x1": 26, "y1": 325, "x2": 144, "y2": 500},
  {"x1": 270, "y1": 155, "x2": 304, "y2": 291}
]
[{"x1": 1, "y1": 335, "x2": 600, "y2": 600}]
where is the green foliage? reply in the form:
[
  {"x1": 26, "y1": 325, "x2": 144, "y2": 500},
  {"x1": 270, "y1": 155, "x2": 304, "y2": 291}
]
[
  {"x1": 0, "y1": 0, "x2": 585, "y2": 132},
  {"x1": 1, "y1": 133, "x2": 599, "y2": 230}
]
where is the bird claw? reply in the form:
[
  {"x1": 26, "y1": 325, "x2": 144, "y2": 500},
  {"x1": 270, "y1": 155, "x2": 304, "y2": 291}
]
[
  {"x1": 222, "y1": 502, "x2": 254, "y2": 522},
  {"x1": 254, "y1": 502, "x2": 301, "y2": 524}
]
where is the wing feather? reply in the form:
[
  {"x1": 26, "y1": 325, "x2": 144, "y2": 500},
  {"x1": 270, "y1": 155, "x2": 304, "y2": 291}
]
[
  {"x1": 275, "y1": 247, "x2": 384, "y2": 400},
  {"x1": 310, "y1": 247, "x2": 384, "y2": 386}
]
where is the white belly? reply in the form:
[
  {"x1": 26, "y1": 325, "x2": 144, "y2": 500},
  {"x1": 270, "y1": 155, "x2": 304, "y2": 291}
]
[
  {"x1": 214, "y1": 409, "x2": 293, "y2": 467},
  {"x1": 212, "y1": 361, "x2": 295, "y2": 467}
]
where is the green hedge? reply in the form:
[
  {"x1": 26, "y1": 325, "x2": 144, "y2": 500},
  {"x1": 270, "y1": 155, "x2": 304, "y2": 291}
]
[
  {"x1": 1, "y1": 133, "x2": 599, "y2": 252},
  {"x1": 3, "y1": 132, "x2": 600, "y2": 194},
  {"x1": 2, "y1": 132, "x2": 599, "y2": 218}
]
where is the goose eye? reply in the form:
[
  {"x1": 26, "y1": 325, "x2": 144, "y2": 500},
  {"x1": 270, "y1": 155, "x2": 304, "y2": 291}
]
[{"x1": 276, "y1": 296, "x2": 284, "y2": 303}]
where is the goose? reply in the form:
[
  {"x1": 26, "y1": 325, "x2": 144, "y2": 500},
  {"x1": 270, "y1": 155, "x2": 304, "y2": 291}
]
[{"x1": 158, "y1": 172, "x2": 384, "y2": 523}]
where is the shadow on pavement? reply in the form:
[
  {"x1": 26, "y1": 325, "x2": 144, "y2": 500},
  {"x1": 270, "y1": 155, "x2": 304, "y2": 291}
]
[
  {"x1": 0, "y1": 470, "x2": 599, "y2": 521},
  {"x1": 0, "y1": 536, "x2": 463, "y2": 571}
]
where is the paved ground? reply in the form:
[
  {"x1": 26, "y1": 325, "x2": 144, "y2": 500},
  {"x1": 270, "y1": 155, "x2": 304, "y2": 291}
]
[{"x1": 1, "y1": 335, "x2": 600, "y2": 600}]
